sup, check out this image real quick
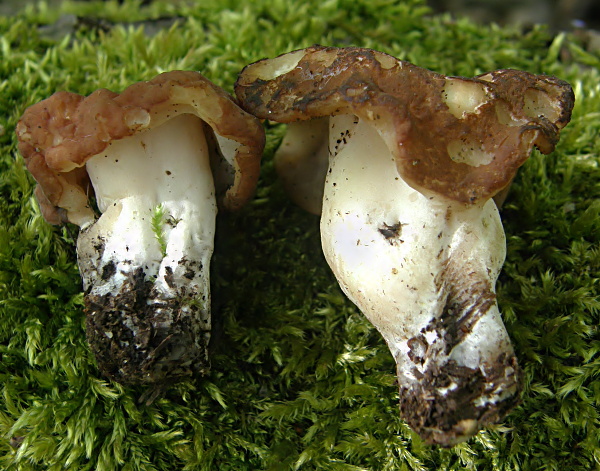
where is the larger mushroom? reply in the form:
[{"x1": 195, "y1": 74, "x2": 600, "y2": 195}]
[
  {"x1": 17, "y1": 71, "x2": 265, "y2": 388},
  {"x1": 235, "y1": 46, "x2": 574, "y2": 445}
]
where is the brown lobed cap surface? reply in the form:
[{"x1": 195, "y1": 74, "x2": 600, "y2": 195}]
[
  {"x1": 235, "y1": 45, "x2": 574, "y2": 204},
  {"x1": 17, "y1": 70, "x2": 265, "y2": 225}
]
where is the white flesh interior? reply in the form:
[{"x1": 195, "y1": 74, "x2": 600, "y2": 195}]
[
  {"x1": 321, "y1": 115, "x2": 516, "y2": 411},
  {"x1": 78, "y1": 114, "x2": 216, "y2": 328}
]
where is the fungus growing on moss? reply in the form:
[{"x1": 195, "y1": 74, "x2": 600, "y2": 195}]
[
  {"x1": 17, "y1": 71, "x2": 265, "y2": 390},
  {"x1": 235, "y1": 46, "x2": 574, "y2": 445}
]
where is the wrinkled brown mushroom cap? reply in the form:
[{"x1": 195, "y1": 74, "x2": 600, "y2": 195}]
[
  {"x1": 17, "y1": 70, "x2": 265, "y2": 225},
  {"x1": 235, "y1": 46, "x2": 574, "y2": 205}
]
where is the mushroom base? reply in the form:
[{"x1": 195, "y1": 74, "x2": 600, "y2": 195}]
[
  {"x1": 398, "y1": 351, "x2": 520, "y2": 447},
  {"x1": 84, "y1": 265, "x2": 210, "y2": 386}
]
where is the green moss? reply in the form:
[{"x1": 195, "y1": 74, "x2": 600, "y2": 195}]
[
  {"x1": 0, "y1": 0, "x2": 598, "y2": 469},
  {"x1": 151, "y1": 204, "x2": 167, "y2": 258}
]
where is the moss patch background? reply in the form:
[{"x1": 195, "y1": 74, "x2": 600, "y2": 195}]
[{"x1": 0, "y1": 0, "x2": 598, "y2": 469}]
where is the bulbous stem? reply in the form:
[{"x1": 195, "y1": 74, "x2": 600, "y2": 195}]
[{"x1": 320, "y1": 115, "x2": 520, "y2": 445}]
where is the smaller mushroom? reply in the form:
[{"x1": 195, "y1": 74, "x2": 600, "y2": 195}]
[
  {"x1": 235, "y1": 46, "x2": 574, "y2": 445},
  {"x1": 17, "y1": 71, "x2": 265, "y2": 389}
]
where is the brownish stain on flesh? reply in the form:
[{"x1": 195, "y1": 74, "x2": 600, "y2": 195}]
[
  {"x1": 378, "y1": 221, "x2": 405, "y2": 245},
  {"x1": 100, "y1": 260, "x2": 116, "y2": 280},
  {"x1": 432, "y1": 279, "x2": 497, "y2": 355},
  {"x1": 164, "y1": 266, "x2": 175, "y2": 289}
]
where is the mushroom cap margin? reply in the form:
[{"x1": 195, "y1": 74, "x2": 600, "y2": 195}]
[{"x1": 16, "y1": 70, "x2": 265, "y2": 225}]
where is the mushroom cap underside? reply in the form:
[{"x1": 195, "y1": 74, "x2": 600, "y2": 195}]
[
  {"x1": 235, "y1": 45, "x2": 574, "y2": 204},
  {"x1": 17, "y1": 70, "x2": 265, "y2": 225}
]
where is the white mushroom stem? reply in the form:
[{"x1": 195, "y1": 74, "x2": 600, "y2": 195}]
[
  {"x1": 321, "y1": 114, "x2": 520, "y2": 445},
  {"x1": 77, "y1": 114, "x2": 216, "y2": 384}
]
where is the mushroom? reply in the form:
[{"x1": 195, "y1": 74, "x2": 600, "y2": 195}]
[
  {"x1": 235, "y1": 46, "x2": 574, "y2": 446},
  {"x1": 17, "y1": 71, "x2": 265, "y2": 389}
]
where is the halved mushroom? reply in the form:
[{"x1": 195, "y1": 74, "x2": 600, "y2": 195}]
[
  {"x1": 235, "y1": 46, "x2": 574, "y2": 446},
  {"x1": 17, "y1": 71, "x2": 265, "y2": 389}
]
